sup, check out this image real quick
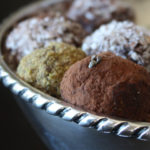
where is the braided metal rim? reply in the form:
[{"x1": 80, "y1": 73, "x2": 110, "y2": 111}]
[{"x1": 0, "y1": 0, "x2": 150, "y2": 142}]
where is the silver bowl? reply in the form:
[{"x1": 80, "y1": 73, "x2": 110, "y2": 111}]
[{"x1": 0, "y1": 0, "x2": 150, "y2": 149}]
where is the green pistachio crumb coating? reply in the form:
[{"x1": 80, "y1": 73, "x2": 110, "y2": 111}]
[{"x1": 17, "y1": 42, "x2": 86, "y2": 97}]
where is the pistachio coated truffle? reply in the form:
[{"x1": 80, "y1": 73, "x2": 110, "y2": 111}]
[
  {"x1": 60, "y1": 52, "x2": 150, "y2": 122},
  {"x1": 82, "y1": 21, "x2": 150, "y2": 72},
  {"x1": 67, "y1": 0, "x2": 135, "y2": 33},
  {"x1": 17, "y1": 42, "x2": 86, "y2": 97},
  {"x1": 5, "y1": 13, "x2": 87, "y2": 70}
]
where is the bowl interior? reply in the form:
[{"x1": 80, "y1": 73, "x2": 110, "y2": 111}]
[{"x1": 0, "y1": 0, "x2": 150, "y2": 141}]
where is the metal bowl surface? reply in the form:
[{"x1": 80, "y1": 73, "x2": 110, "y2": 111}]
[{"x1": 1, "y1": 0, "x2": 150, "y2": 149}]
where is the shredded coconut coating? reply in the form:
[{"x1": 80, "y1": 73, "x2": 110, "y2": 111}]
[
  {"x1": 17, "y1": 42, "x2": 86, "y2": 97},
  {"x1": 5, "y1": 13, "x2": 86, "y2": 69},
  {"x1": 82, "y1": 21, "x2": 150, "y2": 72},
  {"x1": 67, "y1": 0, "x2": 135, "y2": 33}
]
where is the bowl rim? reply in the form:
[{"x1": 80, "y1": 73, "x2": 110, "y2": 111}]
[{"x1": 0, "y1": 0, "x2": 150, "y2": 141}]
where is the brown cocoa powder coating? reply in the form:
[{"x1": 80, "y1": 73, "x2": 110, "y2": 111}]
[{"x1": 60, "y1": 52, "x2": 150, "y2": 122}]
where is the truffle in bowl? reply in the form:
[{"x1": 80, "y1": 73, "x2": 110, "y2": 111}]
[
  {"x1": 67, "y1": 0, "x2": 135, "y2": 33},
  {"x1": 17, "y1": 42, "x2": 86, "y2": 97},
  {"x1": 1, "y1": 0, "x2": 150, "y2": 150},
  {"x1": 82, "y1": 21, "x2": 150, "y2": 72},
  {"x1": 60, "y1": 52, "x2": 150, "y2": 122},
  {"x1": 4, "y1": 12, "x2": 87, "y2": 70}
]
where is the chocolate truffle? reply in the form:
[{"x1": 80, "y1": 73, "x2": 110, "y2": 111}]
[
  {"x1": 43, "y1": 1, "x2": 72, "y2": 15},
  {"x1": 82, "y1": 21, "x2": 150, "y2": 72},
  {"x1": 17, "y1": 42, "x2": 86, "y2": 97},
  {"x1": 5, "y1": 13, "x2": 86, "y2": 70},
  {"x1": 60, "y1": 52, "x2": 150, "y2": 122},
  {"x1": 67, "y1": 0, "x2": 135, "y2": 33}
]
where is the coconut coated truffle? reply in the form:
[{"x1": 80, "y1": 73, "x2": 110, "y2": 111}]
[
  {"x1": 82, "y1": 21, "x2": 150, "y2": 72},
  {"x1": 17, "y1": 42, "x2": 86, "y2": 97},
  {"x1": 60, "y1": 52, "x2": 150, "y2": 122},
  {"x1": 5, "y1": 13, "x2": 86, "y2": 70},
  {"x1": 67, "y1": 0, "x2": 135, "y2": 33}
]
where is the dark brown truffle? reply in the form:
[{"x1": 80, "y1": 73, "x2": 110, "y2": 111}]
[
  {"x1": 60, "y1": 52, "x2": 150, "y2": 122},
  {"x1": 67, "y1": 0, "x2": 135, "y2": 33},
  {"x1": 4, "y1": 13, "x2": 86, "y2": 70}
]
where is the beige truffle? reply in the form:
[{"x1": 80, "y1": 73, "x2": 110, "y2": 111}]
[{"x1": 17, "y1": 42, "x2": 86, "y2": 97}]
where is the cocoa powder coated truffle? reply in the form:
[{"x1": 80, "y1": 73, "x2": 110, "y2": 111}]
[
  {"x1": 5, "y1": 13, "x2": 86, "y2": 69},
  {"x1": 17, "y1": 42, "x2": 86, "y2": 97},
  {"x1": 67, "y1": 0, "x2": 135, "y2": 33},
  {"x1": 60, "y1": 52, "x2": 150, "y2": 122},
  {"x1": 82, "y1": 21, "x2": 150, "y2": 72}
]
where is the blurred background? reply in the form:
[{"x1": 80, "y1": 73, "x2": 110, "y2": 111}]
[{"x1": 1, "y1": 1, "x2": 48, "y2": 149}]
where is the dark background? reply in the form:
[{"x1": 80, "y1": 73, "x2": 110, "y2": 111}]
[{"x1": 1, "y1": 0, "x2": 48, "y2": 149}]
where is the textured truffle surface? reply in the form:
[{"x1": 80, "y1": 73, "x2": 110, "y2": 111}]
[
  {"x1": 17, "y1": 42, "x2": 86, "y2": 97},
  {"x1": 67, "y1": 0, "x2": 135, "y2": 33},
  {"x1": 5, "y1": 13, "x2": 86, "y2": 70},
  {"x1": 42, "y1": 1, "x2": 72, "y2": 15},
  {"x1": 82, "y1": 21, "x2": 150, "y2": 72},
  {"x1": 60, "y1": 52, "x2": 150, "y2": 122}
]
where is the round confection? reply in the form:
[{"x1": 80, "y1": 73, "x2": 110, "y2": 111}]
[
  {"x1": 60, "y1": 52, "x2": 150, "y2": 122},
  {"x1": 5, "y1": 13, "x2": 87, "y2": 70},
  {"x1": 43, "y1": 1, "x2": 72, "y2": 15},
  {"x1": 67, "y1": 0, "x2": 135, "y2": 33},
  {"x1": 82, "y1": 21, "x2": 150, "y2": 72},
  {"x1": 17, "y1": 42, "x2": 86, "y2": 97}
]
